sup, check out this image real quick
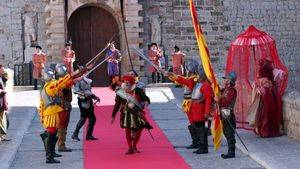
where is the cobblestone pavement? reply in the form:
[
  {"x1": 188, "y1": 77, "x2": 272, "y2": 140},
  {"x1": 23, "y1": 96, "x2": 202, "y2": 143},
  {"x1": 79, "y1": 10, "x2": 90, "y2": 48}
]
[
  {"x1": 5, "y1": 87, "x2": 299, "y2": 169},
  {"x1": 148, "y1": 86, "x2": 300, "y2": 169},
  {"x1": 9, "y1": 107, "x2": 84, "y2": 169},
  {"x1": 0, "y1": 90, "x2": 84, "y2": 169},
  {"x1": 146, "y1": 87, "x2": 263, "y2": 169},
  {"x1": 0, "y1": 90, "x2": 39, "y2": 169}
]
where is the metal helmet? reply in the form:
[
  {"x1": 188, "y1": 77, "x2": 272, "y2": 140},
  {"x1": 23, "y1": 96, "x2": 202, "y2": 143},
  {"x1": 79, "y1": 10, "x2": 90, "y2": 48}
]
[
  {"x1": 185, "y1": 60, "x2": 199, "y2": 74},
  {"x1": 55, "y1": 63, "x2": 68, "y2": 77},
  {"x1": 83, "y1": 76, "x2": 93, "y2": 85},
  {"x1": 42, "y1": 67, "x2": 55, "y2": 81},
  {"x1": 223, "y1": 71, "x2": 237, "y2": 84}
]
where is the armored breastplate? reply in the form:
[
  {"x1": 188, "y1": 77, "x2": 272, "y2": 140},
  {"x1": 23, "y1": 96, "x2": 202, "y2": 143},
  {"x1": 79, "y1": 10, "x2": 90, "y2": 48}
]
[
  {"x1": 76, "y1": 80, "x2": 93, "y2": 99},
  {"x1": 183, "y1": 87, "x2": 192, "y2": 99},
  {"x1": 80, "y1": 80, "x2": 91, "y2": 91},
  {"x1": 41, "y1": 89, "x2": 61, "y2": 108},
  {"x1": 191, "y1": 83, "x2": 203, "y2": 100}
]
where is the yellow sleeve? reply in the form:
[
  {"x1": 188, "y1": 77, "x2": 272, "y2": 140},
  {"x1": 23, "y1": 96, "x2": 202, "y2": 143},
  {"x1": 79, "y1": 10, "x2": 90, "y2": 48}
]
[
  {"x1": 169, "y1": 74, "x2": 178, "y2": 82},
  {"x1": 57, "y1": 74, "x2": 73, "y2": 90},
  {"x1": 45, "y1": 81, "x2": 59, "y2": 97}
]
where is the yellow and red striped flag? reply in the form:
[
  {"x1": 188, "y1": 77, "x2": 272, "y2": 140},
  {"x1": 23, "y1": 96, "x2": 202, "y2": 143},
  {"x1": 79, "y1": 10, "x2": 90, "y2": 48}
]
[{"x1": 188, "y1": 0, "x2": 223, "y2": 150}]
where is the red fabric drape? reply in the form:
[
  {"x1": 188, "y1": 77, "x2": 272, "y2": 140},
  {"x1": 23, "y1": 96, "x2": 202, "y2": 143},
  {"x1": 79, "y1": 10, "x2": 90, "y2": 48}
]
[{"x1": 225, "y1": 25, "x2": 288, "y2": 129}]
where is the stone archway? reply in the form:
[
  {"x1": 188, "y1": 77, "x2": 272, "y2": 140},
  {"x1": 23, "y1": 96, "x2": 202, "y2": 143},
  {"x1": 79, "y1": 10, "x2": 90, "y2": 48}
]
[
  {"x1": 68, "y1": 5, "x2": 120, "y2": 87},
  {"x1": 45, "y1": 0, "x2": 144, "y2": 83}
]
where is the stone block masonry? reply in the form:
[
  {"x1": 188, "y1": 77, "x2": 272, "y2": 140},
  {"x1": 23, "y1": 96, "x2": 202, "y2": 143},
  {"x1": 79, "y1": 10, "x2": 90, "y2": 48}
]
[
  {"x1": 0, "y1": 0, "x2": 47, "y2": 67},
  {"x1": 139, "y1": 0, "x2": 299, "y2": 92},
  {"x1": 223, "y1": 0, "x2": 300, "y2": 92},
  {"x1": 283, "y1": 92, "x2": 300, "y2": 140},
  {"x1": 0, "y1": 0, "x2": 299, "y2": 92}
]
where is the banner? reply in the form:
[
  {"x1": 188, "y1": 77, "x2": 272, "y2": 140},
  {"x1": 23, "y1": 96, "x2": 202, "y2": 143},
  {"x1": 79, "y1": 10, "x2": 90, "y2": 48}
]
[{"x1": 188, "y1": 0, "x2": 222, "y2": 150}]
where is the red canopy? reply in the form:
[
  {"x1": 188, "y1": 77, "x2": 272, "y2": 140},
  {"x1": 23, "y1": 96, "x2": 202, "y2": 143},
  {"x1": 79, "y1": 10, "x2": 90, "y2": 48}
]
[{"x1": 225, "y1": 25, "x2": 288, "y2": 129}]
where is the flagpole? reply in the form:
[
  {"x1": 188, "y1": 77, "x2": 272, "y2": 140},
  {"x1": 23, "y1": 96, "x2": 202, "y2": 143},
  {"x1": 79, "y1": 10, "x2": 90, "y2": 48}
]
[{"x1": 188, "y1": 0, "x2": 222, "y2": 150}]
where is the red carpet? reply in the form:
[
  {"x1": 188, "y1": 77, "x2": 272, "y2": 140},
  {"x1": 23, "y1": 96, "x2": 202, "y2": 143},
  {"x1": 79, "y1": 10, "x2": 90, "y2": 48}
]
[{"x1": 83, "y1": 88, "x2": 190, "y2": 169}]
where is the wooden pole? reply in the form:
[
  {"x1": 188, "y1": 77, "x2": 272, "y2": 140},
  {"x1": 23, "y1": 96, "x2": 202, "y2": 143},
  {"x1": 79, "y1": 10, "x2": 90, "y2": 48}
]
[{"x1": 120, "y1": 0, "x2": 134, "y2": 71}]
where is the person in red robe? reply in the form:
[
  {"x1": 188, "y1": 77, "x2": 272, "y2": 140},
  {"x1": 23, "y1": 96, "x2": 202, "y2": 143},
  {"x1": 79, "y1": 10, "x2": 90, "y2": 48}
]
[
  {"x1": 172, "y1": 45, "x2": 185, "y2": 76},
  {"x1": 32, "y1": 45, "x2": 47, "y2": 90},
  {"x1": 148, "y1": 43, "x2": 163, "y2": 83},
  {"x1": 167, "y1": 65, "x2": 214, "y2": 154},
  {"x1": 61, "y1": 42, "x2": 76, "y2": 74},
  {"x1": 253, "y1": 59, "x2": 280, "y2": 137}
]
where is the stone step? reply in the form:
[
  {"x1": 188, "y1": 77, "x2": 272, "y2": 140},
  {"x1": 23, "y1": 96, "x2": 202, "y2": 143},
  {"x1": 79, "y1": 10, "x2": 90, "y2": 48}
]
[
  {"x1": 13, "y1": 85, "x2": 37, "y2": 91},
  {"x1": 146, "y1": 83, "x2": 174, "y2": 88}
]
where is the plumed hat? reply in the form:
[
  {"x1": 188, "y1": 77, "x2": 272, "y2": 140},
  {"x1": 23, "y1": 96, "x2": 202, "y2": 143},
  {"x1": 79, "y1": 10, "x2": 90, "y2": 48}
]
[{"x1": 122, "y1": 75, "x2": 136, "y2": 84}]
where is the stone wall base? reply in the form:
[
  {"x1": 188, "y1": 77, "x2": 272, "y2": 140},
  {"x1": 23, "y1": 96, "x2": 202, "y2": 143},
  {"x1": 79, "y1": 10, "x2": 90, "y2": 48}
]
[{"x1": 283, "y1": 92, "x2": 300, "y2": 140}]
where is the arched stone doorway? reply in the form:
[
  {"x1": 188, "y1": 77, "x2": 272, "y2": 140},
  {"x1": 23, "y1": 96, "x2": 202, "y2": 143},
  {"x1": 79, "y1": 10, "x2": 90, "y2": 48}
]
[{"x1": 68, "y1": 5, "x2": 120, "y2": 87}]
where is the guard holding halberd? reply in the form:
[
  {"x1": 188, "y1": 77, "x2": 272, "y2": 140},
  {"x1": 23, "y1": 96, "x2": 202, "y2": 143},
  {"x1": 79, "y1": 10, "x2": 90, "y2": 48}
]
[{"x1": 215, "y1": 71, "x2": 237, "y2": 159}]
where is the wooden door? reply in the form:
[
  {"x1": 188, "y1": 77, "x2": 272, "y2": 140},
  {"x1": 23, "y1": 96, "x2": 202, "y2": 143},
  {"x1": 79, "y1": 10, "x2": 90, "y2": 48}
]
[{"x1": 68, "y1": 6, "x2": 120, "y2": 87}]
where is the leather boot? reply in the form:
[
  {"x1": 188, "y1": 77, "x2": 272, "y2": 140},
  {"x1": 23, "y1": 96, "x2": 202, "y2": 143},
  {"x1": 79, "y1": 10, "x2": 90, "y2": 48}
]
[
  {"x1": 194, "y1": 127, "x2": 208, "y2": 154},
  {"x1": 151, "y1": 73, "x2": 155, "y2": 83},
  {"x1": 71, "y1": 128, "x2": 80, "y2": 141},
  {"x1": 40, "y1": 131, "x2": 48, "y2": 152},
  {"x1": 221, "y1": 147, "x2": 235, "y2": 159},
  {"x1": 222, "y1": 120, "x2": 236, "y2": 159},
  {"x1": 57, "y1": 128, "x2": 72, "y2": 152},
  {"x1": 86, "y1": 135, "x2": 98, "y2": 140},
  {"x1": 157, "y1": 73, "x2": 160, "y2": 83},
  {"x1": 72, "y1": 117, "x2": 85, "y2": 141},
  {"x1": 53, "y1": 136, "x2": 62, "y2": 157},
  {"x1": 86, "y1": 117, "x2": 97, "y2": 140},
  {"x1": 34, "y1": 79, "x2": 38, "y2": 90},
  {"x1": 46, "y1": 133, "x2": 60, "y2": 163},
  {"x1": 186, "y1": 125, "x2": 200, "y2": 149}
]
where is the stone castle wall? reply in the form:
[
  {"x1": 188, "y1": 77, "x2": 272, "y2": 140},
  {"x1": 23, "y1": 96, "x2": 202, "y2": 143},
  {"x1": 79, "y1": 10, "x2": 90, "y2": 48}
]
[
  {"x1": 140, "y1": 0, "x2": 299, "y2": 91},
  {"x1": 223, "y1": 0, "x2": 300, "y2": 91},
  {"x1": 0, "y1": 0, "x2": 144, "y2": 77},
  {"x1": 0, "y1": 0, "x2": 299, "y2": 90},
  {"x1": 0, "y1": 0, "x2": 299, "y2": 140},
  {"x1": 0, "y1": 0, "x2": 47, "y2": 67}
]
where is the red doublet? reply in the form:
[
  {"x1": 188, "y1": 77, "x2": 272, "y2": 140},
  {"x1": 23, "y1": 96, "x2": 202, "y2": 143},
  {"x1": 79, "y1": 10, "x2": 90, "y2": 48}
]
[
  {"x1": 172, "y1": 52, "x2": 185, "y2": 75},
  {"x1": 61, "y1": 49, "x2": 75, "y2": 73},
  {"x1": 148, "y1": 49, "x2": 162, "y2": 73},
  {"x1": 32, "y1": 53, "x2": 47, "y2": 79},
  {"x1": 176, "y1": 76, "x2": 214, "y2": 123},
  {"x1": 219, "y1": 85, "x2": 237, "y2": 108}
]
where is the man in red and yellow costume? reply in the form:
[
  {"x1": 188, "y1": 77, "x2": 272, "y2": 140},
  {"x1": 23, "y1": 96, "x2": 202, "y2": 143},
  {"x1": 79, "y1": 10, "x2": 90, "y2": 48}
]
[
  {"x1": 148, "y1": 43, "x2": 163, "y2": 83},
  {"x1": 61, "y1": 42, "x2": 76, "y2": 74},
  {"x1": 39, "y1": 65, "x2": 90, "y2": 163},
  {"x1": 32, "y1": 45, "x2": 47, "y2": 90},
  {"x1": 167, "y1": 61, "x2": 214, "y2": 154}
]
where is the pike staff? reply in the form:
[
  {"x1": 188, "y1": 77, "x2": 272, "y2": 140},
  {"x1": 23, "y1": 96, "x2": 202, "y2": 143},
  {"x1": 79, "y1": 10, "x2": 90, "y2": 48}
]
[
  {"x1": 85, "y1": 33, "x2": 119, "y2": 66},
  {"x1": 120, "y1": 0, "x2": 134, "y2": 71},
  {"x1": 132, "y1": 47, "x2": 166, "y2": 75}
]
